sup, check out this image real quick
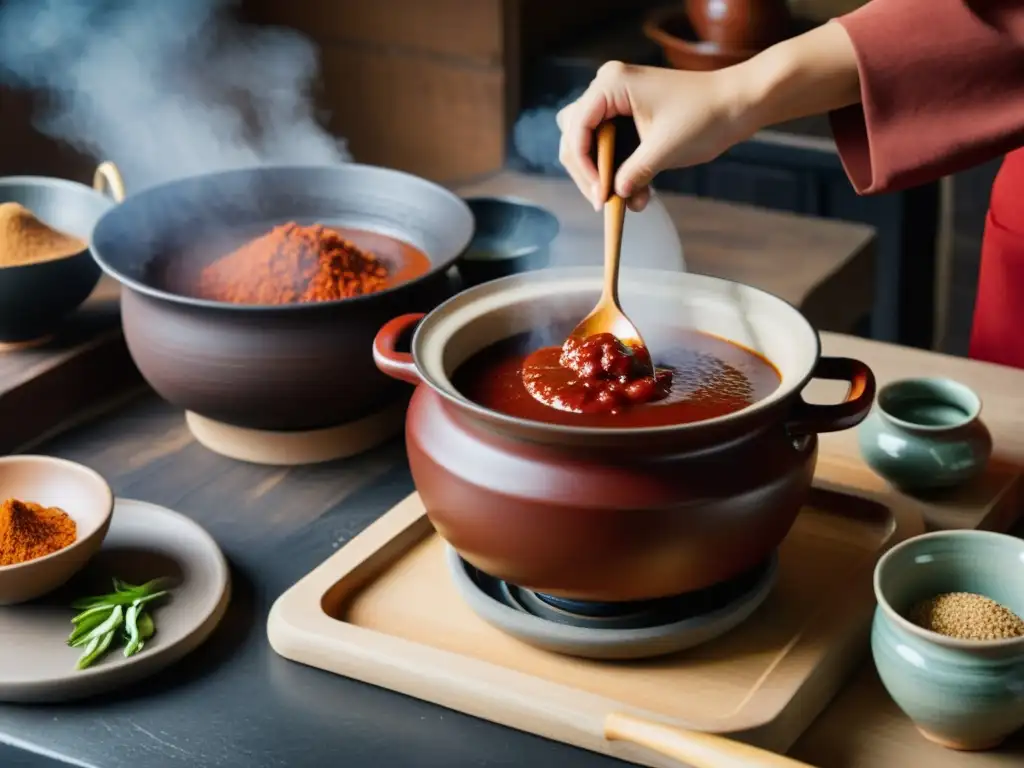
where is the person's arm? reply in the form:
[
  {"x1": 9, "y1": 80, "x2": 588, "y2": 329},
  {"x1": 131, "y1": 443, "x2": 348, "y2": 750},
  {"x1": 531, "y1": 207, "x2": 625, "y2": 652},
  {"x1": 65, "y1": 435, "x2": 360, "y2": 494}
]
[
  {"x1": 730, "y1": 22, "x2": 862, "y2": 138},
  {"x1": 732, "y1": 0, "x2": 1024, "y2": 195}
]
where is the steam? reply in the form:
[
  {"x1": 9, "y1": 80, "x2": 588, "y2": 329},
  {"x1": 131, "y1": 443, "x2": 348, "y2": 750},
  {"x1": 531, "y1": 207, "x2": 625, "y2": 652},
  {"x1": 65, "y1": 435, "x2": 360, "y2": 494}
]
[{"x1": 0, "y1": 0, "x2": 349, "y2": 190}]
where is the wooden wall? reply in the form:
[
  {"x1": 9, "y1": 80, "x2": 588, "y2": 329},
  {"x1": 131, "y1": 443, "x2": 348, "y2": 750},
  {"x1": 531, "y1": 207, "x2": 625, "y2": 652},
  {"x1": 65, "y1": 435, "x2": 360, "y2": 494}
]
[
  {"x1": 243, "y1": 0, "x2": 653, "y2": 182},
  {"x1": 1, "y1": 0, "x2": 657, "y2": 184}
]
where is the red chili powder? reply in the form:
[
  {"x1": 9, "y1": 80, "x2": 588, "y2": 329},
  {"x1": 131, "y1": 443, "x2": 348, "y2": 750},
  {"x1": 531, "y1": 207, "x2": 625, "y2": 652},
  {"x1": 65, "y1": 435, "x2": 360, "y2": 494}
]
[{"x1": 194, "y1": 222, "x2": 391, "y2": 305}]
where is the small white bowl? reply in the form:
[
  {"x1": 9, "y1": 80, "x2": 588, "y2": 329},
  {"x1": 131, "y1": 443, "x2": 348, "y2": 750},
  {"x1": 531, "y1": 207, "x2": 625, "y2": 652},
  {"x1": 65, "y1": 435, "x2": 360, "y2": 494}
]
[{"x1": 0, "y1": 455, "x2": 114, "y2": 605}]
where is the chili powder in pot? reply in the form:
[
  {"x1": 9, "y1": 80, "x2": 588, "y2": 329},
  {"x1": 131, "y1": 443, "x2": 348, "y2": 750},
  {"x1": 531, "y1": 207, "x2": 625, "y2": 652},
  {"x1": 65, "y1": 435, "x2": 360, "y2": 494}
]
[{"x1": 194, "y1": 222, "x2": 392, "y2": 305}]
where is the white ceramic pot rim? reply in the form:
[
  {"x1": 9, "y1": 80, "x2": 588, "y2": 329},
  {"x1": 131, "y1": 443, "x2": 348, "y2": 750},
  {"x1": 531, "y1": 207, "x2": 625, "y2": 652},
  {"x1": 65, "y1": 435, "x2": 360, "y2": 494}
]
[
  {"x1": 409, "y1": 267, "x2": 823, "y2": 438},
  {"x1": 873, "y1": 529, "x2": 1024, "y2": 651}
]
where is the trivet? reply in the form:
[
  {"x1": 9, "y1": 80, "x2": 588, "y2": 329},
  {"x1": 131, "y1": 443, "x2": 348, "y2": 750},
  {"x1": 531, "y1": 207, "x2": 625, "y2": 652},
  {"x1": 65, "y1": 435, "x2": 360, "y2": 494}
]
[
  {"x1": 185, "y1": 399, "x2": 406, "y2": 466},
  {"x1": 450, "y1": 547, "x2": 778, "y2": 659},
  {"x1": 269, "y1": 456, "x2": 956, "y2": 766}
]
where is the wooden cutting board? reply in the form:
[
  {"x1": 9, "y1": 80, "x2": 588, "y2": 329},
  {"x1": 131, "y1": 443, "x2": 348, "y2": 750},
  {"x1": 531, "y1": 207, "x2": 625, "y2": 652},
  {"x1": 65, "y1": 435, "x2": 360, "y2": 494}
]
[
  {"x1": 0, "y1": 277, "x2": 144, "y2": 454},
  {"x1": 267, "y1": 455, "x2": 960, "y2": 767}
]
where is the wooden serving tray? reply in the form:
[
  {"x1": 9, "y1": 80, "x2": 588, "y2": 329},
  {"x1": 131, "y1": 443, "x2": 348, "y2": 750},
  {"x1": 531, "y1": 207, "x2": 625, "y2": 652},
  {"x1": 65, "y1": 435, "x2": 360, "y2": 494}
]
[{"x1": 268, "y1": 456, "x2": 943, "y2": 767}]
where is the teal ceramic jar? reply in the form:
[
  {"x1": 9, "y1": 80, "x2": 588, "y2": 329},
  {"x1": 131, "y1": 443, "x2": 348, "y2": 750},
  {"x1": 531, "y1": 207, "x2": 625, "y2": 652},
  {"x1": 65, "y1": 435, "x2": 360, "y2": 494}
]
[
  {"x1": 872, "y1": 530, "x2": 1024, "y2": 750},
  {"x1": 858, "y1": 377, "x2": 991, "y2": 491}
]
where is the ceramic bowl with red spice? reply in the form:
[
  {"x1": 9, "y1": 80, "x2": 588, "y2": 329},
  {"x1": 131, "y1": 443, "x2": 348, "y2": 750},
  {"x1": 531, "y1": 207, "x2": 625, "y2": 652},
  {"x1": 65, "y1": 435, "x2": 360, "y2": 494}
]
[
  {"x1": 0, "y1": 455, "x2": 114, "y2": 605},
  {"x1": 0, "y1": 174, "x2": 117, "y2": 345},
  {"x1": 88, "y1": 164, "x2": 474, "y2": 435}
]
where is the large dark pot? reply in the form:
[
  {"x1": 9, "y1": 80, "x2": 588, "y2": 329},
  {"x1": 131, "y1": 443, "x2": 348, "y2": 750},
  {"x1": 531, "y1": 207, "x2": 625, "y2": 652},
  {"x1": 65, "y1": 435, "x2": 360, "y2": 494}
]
[
  {"x1": 90, "y1": 165, "x2": 473, "y2": 431},
  {"x1": 374, "y1": 268, "x2": 875, "y2": 602}
]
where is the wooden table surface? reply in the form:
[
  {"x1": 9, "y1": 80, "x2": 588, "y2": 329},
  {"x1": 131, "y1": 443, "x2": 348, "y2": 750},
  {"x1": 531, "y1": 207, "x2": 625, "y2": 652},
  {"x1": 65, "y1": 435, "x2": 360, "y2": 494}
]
[
  {"x1": 792, "y1": 335, "x2": 1024, "y2": 767},
  {"x1": 1, "y1": 334, "x2": 1021, "y2": 768}
]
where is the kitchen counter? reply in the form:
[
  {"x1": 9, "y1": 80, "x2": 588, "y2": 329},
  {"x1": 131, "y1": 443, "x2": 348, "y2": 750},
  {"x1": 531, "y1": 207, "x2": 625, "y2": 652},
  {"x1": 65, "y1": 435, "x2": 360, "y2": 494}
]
[
  {"x1": 1, "y1": 177, "x2": 1002, "y2": 768},
  {"x1": 3, "y1": 333, "x2": 1023, "y2": 768}
]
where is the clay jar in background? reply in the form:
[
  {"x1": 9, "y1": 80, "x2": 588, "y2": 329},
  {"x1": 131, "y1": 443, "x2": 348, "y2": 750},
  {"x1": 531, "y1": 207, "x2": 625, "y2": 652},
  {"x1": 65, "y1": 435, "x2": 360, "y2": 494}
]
[
  {"x1": 686, "y1": 0, "x2": 792, "y2": 50},
  {"x1": 374, "y1": 268, "x2": 876, "y2": 603}
]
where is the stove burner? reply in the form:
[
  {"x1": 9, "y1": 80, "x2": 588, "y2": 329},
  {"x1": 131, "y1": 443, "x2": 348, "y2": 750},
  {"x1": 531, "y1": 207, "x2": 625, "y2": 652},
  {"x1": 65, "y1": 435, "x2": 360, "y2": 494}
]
[
  {"x1": 479, "y1": 560, "x2": 774, "y2": 630},
  {"x1": 446, "y1": 545, "x2": 778, "y2": 659}
]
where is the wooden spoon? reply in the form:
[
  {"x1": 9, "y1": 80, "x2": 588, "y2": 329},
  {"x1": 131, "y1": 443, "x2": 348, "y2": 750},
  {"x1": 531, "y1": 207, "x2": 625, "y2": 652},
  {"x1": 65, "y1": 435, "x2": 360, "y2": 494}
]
[
  {"x1": 567, "y1": 121, "x2": 653, "y2": 374},
  {"x1": 604, "y1": 713, "x2": 816, "y2": 768}
]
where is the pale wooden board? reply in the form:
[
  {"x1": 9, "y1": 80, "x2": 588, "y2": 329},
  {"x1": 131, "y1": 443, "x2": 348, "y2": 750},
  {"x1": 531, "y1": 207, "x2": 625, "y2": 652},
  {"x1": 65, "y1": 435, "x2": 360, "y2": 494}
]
[{"x1": 268, "y1": 458, "x2": 937, "y2": 767}]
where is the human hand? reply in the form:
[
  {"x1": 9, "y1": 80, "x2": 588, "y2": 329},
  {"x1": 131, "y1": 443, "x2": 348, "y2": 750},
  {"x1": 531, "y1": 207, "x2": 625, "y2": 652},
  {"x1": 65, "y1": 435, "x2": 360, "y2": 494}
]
[{"x1": 556, "y1": 61, "x2": 758, "y2": 212}]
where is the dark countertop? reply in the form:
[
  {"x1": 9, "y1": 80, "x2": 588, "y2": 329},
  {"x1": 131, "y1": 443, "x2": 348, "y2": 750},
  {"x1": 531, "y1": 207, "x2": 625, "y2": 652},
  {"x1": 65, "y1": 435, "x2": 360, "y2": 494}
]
[{"x1": 0, "y1": 395, "x2": 634, "y2": 768}]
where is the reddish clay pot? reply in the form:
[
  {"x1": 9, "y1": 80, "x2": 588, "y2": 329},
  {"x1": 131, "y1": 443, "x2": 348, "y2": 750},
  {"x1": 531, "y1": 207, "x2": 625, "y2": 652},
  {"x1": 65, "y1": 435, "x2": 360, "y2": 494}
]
[
  {"x1": 374, "y1": 269, "x2": 875, "y2": 602},
  {"x1": 686, "y1": 0, "x2": 791, "y2": 51}
]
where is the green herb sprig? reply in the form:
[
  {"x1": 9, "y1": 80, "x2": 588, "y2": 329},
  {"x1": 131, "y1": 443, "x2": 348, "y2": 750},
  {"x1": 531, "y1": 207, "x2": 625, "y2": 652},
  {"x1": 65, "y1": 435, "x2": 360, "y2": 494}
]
[{"x1": 67, "y1": 577, "x2": 170, "y2": 670}]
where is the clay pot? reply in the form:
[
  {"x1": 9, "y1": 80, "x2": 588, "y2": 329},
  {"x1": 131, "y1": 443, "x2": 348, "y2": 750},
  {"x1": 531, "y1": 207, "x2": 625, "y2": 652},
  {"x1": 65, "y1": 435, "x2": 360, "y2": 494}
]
[
  {"x1": 644, "y1": 6, "x2": 758, "y2": 71},
  {"x1": 90, "y1": 165, "x2": 473, "y2": 431},
  {"x1": 686, "y1": 0, "x2": 792, "y2": 51},
  {"x1": 374, "y1": 269, "x2": 875, "y2": 602}
]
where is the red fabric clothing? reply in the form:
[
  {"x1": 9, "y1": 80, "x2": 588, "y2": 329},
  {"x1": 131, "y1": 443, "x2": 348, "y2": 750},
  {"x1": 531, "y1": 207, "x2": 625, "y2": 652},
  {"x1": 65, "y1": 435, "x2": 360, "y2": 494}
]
[
  {"x1": 828, "y1": 0, "x2": 1024, "y2": 367},
  {"x1": 971, "y1": 150, "x2": 1024, "y2": 367},
  {"x1": 962, "y1": 0, "x2": 1024, "y2": 366}
]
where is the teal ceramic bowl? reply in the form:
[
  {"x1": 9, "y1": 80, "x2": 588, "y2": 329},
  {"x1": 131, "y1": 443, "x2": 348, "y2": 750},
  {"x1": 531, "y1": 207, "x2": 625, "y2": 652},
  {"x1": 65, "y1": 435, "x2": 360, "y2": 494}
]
[
  {"x1": 858, "y1": 377, "x2": 991, "y2": 492},
  {"x1": 872, "y1": 530, "x2": 1024, "y2": 750}
]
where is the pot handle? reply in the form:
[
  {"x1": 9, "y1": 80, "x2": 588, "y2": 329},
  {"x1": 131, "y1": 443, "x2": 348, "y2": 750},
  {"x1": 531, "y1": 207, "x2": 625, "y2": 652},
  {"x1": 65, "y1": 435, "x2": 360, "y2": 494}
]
[
  {"x1": 373, "y1": 313, "x2": 425, "y2": 386},
  {"x1": 604, "y1": 713, "x2": 814, "y2": 768},
  {"x1": 786, "y1": 356, "x2": 876, "y2": 436},
  {"x1": 93, "y1": 161, "x2": 126, "y2": 203}
]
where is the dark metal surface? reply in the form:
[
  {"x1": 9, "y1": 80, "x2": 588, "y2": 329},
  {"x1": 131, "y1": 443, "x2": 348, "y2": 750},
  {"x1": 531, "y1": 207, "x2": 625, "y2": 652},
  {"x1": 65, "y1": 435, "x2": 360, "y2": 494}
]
[
  {"x1": 459, "y1": 197, "x2": 559, "y2": 286},
  {"x1": 0, "y1": 395, "x2": 628, "y2": 768}
]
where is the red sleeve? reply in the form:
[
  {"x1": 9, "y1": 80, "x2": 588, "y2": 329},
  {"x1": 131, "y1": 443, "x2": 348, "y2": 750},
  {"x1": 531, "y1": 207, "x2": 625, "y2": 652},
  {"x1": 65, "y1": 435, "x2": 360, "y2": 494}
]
[{"x1": 828, "y1": 0, "x2": 1024, "y2": 195}]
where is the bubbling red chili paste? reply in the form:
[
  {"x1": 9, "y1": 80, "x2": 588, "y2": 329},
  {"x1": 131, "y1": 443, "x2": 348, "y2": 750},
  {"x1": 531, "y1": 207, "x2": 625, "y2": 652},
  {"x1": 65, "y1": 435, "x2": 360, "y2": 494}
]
[
  {"x1": 452, "y1": 329, "x2": 782, "y2": 428},
  {"x1": 522, "y1": 333, "x2": 672, "y2": 414}
]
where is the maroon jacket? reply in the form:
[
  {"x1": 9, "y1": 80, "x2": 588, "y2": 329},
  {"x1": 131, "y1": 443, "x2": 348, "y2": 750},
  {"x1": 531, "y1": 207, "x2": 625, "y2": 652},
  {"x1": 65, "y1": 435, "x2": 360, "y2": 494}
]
[{"x1": 829, "y1": 0, "x2": 1024, "y2": 194}]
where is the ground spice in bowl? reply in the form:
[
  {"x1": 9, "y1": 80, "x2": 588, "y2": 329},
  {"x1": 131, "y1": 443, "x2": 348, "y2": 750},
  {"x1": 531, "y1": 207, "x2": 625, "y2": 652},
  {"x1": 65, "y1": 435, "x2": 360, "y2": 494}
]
[
  {"x1": 908, "y1": 591, "x2": 1024, "y2": 641},
  {"x1": 0, "y1": 203, "x2": 86, "y2": 267},
  {"x1": 194, "y1": 222, "x2": 392, "y2": 305},
  {"x1": 0, "y1": 498, "x2": 77, "y2": 566}
]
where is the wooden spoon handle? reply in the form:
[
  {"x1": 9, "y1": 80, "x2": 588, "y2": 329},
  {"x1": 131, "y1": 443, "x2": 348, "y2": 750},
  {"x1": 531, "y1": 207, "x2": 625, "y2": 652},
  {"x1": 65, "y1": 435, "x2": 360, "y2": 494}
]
[
  {"x1": 597, "y1": 122, "x2": 626, "y2": 303},
  {"x1": 604, "y1": 713, "x2": 817, "y2": 768}
]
